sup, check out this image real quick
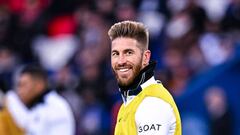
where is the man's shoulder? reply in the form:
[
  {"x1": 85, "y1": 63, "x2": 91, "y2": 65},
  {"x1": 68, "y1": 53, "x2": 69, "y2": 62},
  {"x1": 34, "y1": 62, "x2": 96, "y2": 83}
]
[
  {"x1": 136, "y1": 97, "x2": 174, "y2": 121},
  {"x1": 44, "y1": 91, "x2": 71, "y2": 110},
  {"x1": 138, "y1": 97, "x2": 173, "y2": 113},
  {"x1": 144, "y1": 83, "x2": 176, "y2": 103},
  {"x1": 45, "y1": 91, "x2": 63, "y2": 102}
]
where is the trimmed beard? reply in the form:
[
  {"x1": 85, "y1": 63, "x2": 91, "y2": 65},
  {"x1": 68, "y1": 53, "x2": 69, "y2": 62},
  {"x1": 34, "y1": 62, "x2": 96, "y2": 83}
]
[{"x1": 112, "y1": 57, "x2": 143, "y2": 88}]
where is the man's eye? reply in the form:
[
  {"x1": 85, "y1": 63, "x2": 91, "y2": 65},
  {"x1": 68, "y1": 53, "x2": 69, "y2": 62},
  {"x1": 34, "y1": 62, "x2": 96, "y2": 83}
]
[
  {"x1": 126, "y1": 51, "x2": 133, "y2": 55},
  {"x1": 112, "y1": 52, "x2": 118, "y2": 56}
]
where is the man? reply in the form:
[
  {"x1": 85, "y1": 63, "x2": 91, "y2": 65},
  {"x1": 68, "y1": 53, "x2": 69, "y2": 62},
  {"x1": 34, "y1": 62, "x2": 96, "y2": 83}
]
[
  {"x1": 4, "y1": 65, "x2": 75, "y2": 135},
  {"x1": 108, "y1": 20, "x2": 182, "y2": 135}
]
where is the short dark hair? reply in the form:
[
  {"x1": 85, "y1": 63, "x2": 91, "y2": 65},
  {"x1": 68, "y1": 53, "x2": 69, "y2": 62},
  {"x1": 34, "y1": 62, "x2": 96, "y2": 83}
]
[
  {"x1": 20, "y1": 65, "x2": 48, "y2": 83},
  {"x1": 108, "y1": 20, "x2": 149, "y2": 51}
]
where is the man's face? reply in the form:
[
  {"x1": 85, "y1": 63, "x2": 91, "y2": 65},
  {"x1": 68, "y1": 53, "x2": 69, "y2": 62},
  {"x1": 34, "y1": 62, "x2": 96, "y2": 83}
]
[
  {"x1": 111, "y1": 37, "x2": 150, "y2": 87},
  {"x1": 16, "y1": 74, "x2": 42, "y2": 105}
]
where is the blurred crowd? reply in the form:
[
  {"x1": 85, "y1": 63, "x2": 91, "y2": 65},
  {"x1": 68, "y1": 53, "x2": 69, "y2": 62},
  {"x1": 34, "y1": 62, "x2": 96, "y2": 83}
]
[{"x1": 0, "y1": 0, "x2": 240, "y2": 135}]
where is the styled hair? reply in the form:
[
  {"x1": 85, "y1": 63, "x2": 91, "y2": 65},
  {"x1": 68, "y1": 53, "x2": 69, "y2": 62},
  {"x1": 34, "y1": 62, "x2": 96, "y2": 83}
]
[
  {"x1": 20, "y1": 64, "x2": 48, "y2": 84},
  {"x1": 108, "y1": 20, "x2": 149, "y2": 50}
]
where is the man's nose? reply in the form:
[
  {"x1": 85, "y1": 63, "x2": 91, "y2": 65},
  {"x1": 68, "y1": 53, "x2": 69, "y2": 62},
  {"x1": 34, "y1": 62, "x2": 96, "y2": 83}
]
[{"x1": 117, "y1": 55, "x2": 127, "y2": 65}]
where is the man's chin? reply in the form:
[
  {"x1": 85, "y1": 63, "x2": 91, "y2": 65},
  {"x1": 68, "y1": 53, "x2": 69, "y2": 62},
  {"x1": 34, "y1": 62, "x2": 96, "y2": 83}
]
[
  {"x1": 118, "y1": 81, "x2": 130, "y2": 87},
  {"x1": 117, "y1": 78, "x2": 134, "y2": 88},
  {"x1": 118, "y1": 79, "x2": 128, "y2": 86}
]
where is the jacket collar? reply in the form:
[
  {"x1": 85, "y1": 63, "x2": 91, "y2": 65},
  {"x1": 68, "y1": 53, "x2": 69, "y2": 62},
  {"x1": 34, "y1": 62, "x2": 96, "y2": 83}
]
[{"x1": 27, "y1": 89, "x2": 51, "y2": 109}]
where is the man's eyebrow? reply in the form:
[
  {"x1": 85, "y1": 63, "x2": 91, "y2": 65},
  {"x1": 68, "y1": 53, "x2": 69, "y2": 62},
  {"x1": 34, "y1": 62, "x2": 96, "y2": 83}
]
[
  {"x1": 111, "y1": 50, "x2": 118, "y2": 53},
  {"x1": 111, "y1": 48, "x2": 134, "y2": 53},
  {"x1": 123, "y1": 48, "x2": 134, "y2": 52}
]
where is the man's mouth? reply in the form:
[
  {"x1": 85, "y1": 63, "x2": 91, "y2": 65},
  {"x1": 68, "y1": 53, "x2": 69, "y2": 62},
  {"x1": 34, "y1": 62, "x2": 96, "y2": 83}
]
[
  {"x1": 116, "y1": 66, "x2": 132, "y2": 77},
  {"x1": 119, "y1": 68, "x2": 130, "y2": 72}
]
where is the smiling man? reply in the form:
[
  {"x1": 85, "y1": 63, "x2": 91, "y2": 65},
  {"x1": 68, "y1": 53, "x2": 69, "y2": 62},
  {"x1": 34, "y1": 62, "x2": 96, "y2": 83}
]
[{"x1": 108, "y1": 21, "x2": 182, "y2": 135}]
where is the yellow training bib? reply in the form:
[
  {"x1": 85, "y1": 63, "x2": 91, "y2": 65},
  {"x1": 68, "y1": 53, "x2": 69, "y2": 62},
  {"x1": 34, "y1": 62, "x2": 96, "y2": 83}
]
[{"x1": 114, "y1": 84, "x2": 182, "y2": 135}]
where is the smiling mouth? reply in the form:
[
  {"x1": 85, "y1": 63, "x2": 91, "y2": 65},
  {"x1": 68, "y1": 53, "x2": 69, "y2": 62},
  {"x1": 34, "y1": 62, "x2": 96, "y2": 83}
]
[{"x1": 119, "y1": 68, "x2": 130, "y2": 72}]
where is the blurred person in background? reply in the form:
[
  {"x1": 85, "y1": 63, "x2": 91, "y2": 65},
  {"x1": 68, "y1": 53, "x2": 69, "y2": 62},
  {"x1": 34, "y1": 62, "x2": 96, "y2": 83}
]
[
  {"x1": 0, "y1": 47, "x2": 19, "y2": 93},
  {"x1": 108, "y1": 20, "x2": 181, "y2": 135},
  {"x1": 74, "y1": 48, "x2": 111, "y2": 134},
  {"x1": 204, "y1": 86, "x2": 233, "y2": 135},
  {"x1": 3, "y1": 64, "x2": 75, "y2": 135},
  {"x1": 0, "y1": 0, "x2": 51, "y2": 63}
]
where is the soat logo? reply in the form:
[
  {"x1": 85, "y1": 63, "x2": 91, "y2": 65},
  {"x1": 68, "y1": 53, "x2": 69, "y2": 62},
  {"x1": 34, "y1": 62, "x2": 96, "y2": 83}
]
[{"x1": 138, "y1": 124, "x2": 162, "y2": 133}]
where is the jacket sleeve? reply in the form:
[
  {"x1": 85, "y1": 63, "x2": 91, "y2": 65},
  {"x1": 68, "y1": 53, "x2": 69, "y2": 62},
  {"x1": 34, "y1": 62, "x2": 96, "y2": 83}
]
[{"x1": 6, "y1": 91, "x2": 29, "y2": 129}]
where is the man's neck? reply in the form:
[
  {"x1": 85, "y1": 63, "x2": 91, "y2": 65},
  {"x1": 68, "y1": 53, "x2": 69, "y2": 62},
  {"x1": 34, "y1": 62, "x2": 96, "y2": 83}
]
[
  {"x1": 119, "y1": 61, "x2": 157, "y2": 101},
  {"x1": 122, "y1": 76, "x2": 158, "y2": 105}
]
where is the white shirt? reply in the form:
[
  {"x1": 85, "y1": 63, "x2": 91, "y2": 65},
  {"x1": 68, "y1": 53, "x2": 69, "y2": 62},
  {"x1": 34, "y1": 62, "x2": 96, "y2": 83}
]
[
  {"x1": 6, "y1": 90, "x2": 75, "y2": 135},
  {"x1": 122, "y1": 77, "x2": 177, "y2": 135}
]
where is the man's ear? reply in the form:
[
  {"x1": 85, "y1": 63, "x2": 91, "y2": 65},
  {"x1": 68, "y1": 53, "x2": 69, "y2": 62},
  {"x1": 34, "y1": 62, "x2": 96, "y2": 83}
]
[
  {"x1": 143, "y1": 50, "x2": 151, "y2": 66},
  {"x1": 35, "y1": 79, "x2": 45, "y2": 94}
]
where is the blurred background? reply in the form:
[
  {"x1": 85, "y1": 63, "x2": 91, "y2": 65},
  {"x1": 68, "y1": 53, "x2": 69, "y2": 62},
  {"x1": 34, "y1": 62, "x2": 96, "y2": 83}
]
[{"x1": 0, "y1": 0, "x2": 239, "y2": 135}]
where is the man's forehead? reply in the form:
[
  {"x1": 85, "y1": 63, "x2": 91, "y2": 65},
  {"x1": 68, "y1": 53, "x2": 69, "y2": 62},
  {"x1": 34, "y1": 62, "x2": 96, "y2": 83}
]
[{"x1": 111, "y1": 37, "x2": 139, "y2": 49}]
